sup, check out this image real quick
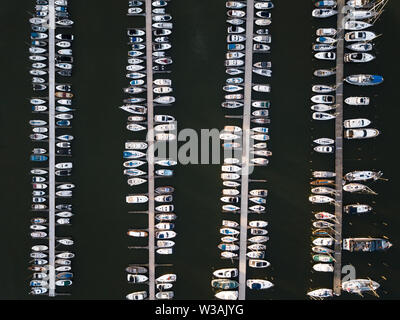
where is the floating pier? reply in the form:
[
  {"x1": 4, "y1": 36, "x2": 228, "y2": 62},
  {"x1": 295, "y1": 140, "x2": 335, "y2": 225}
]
[
  {"x1": 47, "y1": 0, "x2": 56, "y2": 297},
  {"x1": 238, "y1": 0, "x2": 255, "y2": 301},
  {"x1": 333, "y1": 0, "x2": 345, "y2": 296},
  {"x1": 145, "y1": 0, "x2": 156, "y2": 301}
]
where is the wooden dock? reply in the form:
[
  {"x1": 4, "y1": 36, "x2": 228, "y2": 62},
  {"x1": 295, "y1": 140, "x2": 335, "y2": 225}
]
[
  {"x1": 238, "y1": 0, "x2": 254, "y2": 301},
  {"x1": 47, "y1": 0, "x2": 56, "y2": 297},
  {"x1": 333, "y1": 0, "x2": 345, "y2": 296},
  {"x1": 145, "y1": 0, "x2": 156, "y2": 301}
]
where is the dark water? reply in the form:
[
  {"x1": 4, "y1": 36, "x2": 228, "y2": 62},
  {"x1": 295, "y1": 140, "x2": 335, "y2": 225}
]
[{"x1": 0, "y1": 0, "x2": 399, "y2": 300}]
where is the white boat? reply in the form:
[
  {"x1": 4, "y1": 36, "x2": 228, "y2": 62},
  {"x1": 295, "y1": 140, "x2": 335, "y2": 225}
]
[
  {"x1": 314, "y1": 138, "x2": 334, "y2": 145},
  {"x1": 344, "y1": 21, "x2": 372, "y2": 30},
  {"x1": 213, "y1": 268, "x2": 238, "y2": 278},
  {"x1": 154, "y1": 96, "x2": 175, "y2": 104},
  {"x1": 314, "y1": 52, "x2": 336, "y2": 60},
  {"x1": 246, "y1": 279, "x2": 274, "y2": 290},
  {"x1": 248, "y1": 259, "x2": 270, "y2": 268},
  {"x1": 156, "y1": 274, "x2": 176, "y2": 283},
  {"x1": 314, "y1": 145, "x2": 334, "y2": 153},
  {"x1": 345, "y1": 96, "x2": 369, "y2": 105},
  {"x1": 312, "y1": 84, "x2": 336, "y2": 93},
  {"x1": 342, "y1": 279, "x2": 380, "y2": 294},
  {"x1": 343, "y1": 183, "x2": 374, "y2": 193},
  {"x1": 156, "y1": 291, "x2": 174, "y2": 300},
  {"x1": 312, "y1": 9, "x2": 337, "y2": 18},
  {"x1": 226, "y1": 1, "x2": 246, "y2": 9},
  {"x1": 126, "y1": 291, "x2": 147, "y2": 300},
  {"x1": 255, "y1": 19, "x2": 272, "y2": 26},
  {"x1": 345, "y1": 31, "x2": 377, "y2": 42},
  {"x1": 127, "y1": 274, "x2": 148, "y2": 283},
  {"x1": 156, "y1": 230, "x2": 176, "y2": 239},
  {"x1": 154, "y1": 114, "x2": 175, "y2": 123},
  {"x1": 316, "y1": 28, "x2": 336, "y2": 36},
  {"x1": 344, "y1": 170, "x2": 382, "y2": 182},
  {"x1": 311, "y1": 104, "x2": 335, "y2": 112},
  {"x1": 344, "y1": 204, "x2": 372, "y2": 214},
  {"x1": 312, "y1": 112, "x2": 336, "y2": 120},
  {"x1": 313, "y1": 263, "x2": 334, "y2": 272},
  {"x1": 253, "y1": 84, "x2": 270, "y2": 92},
  {"x1": 215, "y1": 291, "x2": 238, "y2": 300},
  {"x1": 127, "y1": 178, "x2": 147, "y2": 186},
  {"x1": 344, "y1": 128, "x2": 380, "y2": 139},
  {"x1": 249, "y1": 220, "x2": 268, "y2": 228},
  {"x1": 346, "y1": 10, "x2": 376, "y2": 20},
  {"x1": 313, "y1": 171, "x2": 336, "y2": 178},
  {"x1": 344, "y1": 52, "x2": 375, "y2": 63},
  {"x1": 126, "y1": 195, "x2": 148, "y2": 203},
  {"x1": 307, "y1": 288, "x2": 333, "y2": 298},
  {"x1": 309, "y1": 195, "x2": 334, "y2": 204},
  {"x1": 344, "y1": 118, "x2": 371, "y2": 128},
  {"x1": 347, "y1": 42, "x2": 373, "y2": 52},
  {"x1": 313, "y1": 237, "x2": 333, "y2": 246},
  {"x1": 253, "y1": 35, "x2": 271, "y2": 43}
]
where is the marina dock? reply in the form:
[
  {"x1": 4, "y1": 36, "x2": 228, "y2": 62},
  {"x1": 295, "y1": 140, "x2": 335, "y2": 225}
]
[
  {"x1": 47, "y1": 0, "x2": 56, "y2": 297},
  {"x1": 145, "y1": 0, "x2": 156, "y2": 301},
  {"x1": 238, "y1": 0, "x2": 255, "y2": 301},
  {"x1": 333, "y1": 0, "x2": 344, "y2": 296}
]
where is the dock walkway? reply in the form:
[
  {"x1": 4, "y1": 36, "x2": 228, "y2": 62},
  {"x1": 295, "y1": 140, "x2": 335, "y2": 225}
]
[
  {"x1": 145, "y1": 0, "x2": 155, "y2": 300},
  {"x1": 238, "y1": 0, "x2": 255, "y2": 301},
  {"x1": 333, "y1": 0, "x2": 344, "y2": 296},
  {"x1": 48, "y1": 0, "x2": 56, "y2": 297}
]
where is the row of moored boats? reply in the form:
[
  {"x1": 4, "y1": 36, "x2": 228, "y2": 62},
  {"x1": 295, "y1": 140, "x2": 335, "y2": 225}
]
[
  {"x1": 307, "y1": 0, "x2": 391, "y2": 299},
  {"x1": 123, "y1": 0, "x2": 177, "y2": 301},
  {"x1": 28, "y1": 0, "x2": 75, "y2": 295},
  {"x1": 211, "y1": 0, "x2": 275, "y2": 301}
]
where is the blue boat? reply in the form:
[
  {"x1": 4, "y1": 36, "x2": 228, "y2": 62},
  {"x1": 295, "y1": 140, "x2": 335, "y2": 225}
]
[
  {"x1": 345, "y1": 74, "x2": 384, "y2": 86},
  {"x1": 30, "y1": 155, "x2": 48, "y2": 162},
  {"x1": 56, "y1": 120, "x2": 70, "y2": 127},
  {"x1": 56, "y1": 272, "x2": 73, "y2": 280}
]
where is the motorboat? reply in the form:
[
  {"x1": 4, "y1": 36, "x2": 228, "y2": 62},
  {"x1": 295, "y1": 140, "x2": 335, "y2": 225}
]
[
  {"x1": 249, "y1": 220, "x2": 268, "y2": 228},
  {"x1": 247, "y1": 279, "x2": 274, "y2": 290},
  {"x1": 345, "y1": 96, "x2": 370, "y2": 105},
  {"x1": 314, "y1": 51, "x2": 336, "y2": 60},
  {"x1": 344, "y1": 118, "x2": 371, "y2": 128},
  {"x1": 226, "y1": 1, "x2": 246, "y2": 9},
  {"x1": 227, "y1": 34, "x2": 245, "y2": 43},
  {"x1": 255, "y1": 19, "x2": 272, "y2": 26},
  {"x1": 316, "y1": 28, "x2": 336, "y2": 36},
  {"x1": 312, "y1": 246, "x2": 333, "y2": 254},
  {"x1": 255, "y1": 1, "x2": 274, "y2": 8},
  {"x1": 248, "y1": 235, "x2": 269, "y2": 243},
  {"x1": 127, "y1": 229, "x2": 148, "y2": 237},
  {"x1": 344, "y1": 128, "x2": 380, "y2": 139},
  {"x1": 344, "y1": 204, "x2": 372, "y2": 214},
  {"x1": 253, "y1": 68, "x2": 272, "y2": 77},
  {"x1": 312, "y1": 186, "x2": 336, "y2": 195},
  {"x1": 248, "y1": 259, "x2": 270, "y2": 268},
  {"x1": 345, "y1": 74, "x2": 384, "y2": 86},
  {"x1": 119, "y1": 105, "x2": 147, "y2": 114},
  {"x1": 253, "y1": 35, "x2": 271, "y2": 43},
  {"x1": 345, "y1": 31, "x2": 377, "y2": 42},
  {"x1": 312, "y1": 112, "x2": 336, "y2": 120},
  {"x1": 127, "y1": 274, "x2": 148, "y2": 283},
  {"x1": 313, "y1": 172, "x2": 335, "y2": 178},
  {"x1": 215, "y1": 291, "x2": 238, "y2": 300},
  {"x1": 126, "y1": 291, "x2": 147, "y2": 301},
  {"x1": 312, "y1": 9, "x2": 337, "y2": 18},
  {"x1": 126, "y1": 195, "x2": 148, "y2": 203},
  {"x1": 253, "y1": 84, "x2": 270, "y2": 92},
  {"x1": 307, "y1": 289, "x2": 333, "y2": 298},
  {"x1": 313, "y1": 254, "x2": 334, "y2": 262},
  {"x1": 343, "y1": 238, "x2": 392, "y2": 252}
]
